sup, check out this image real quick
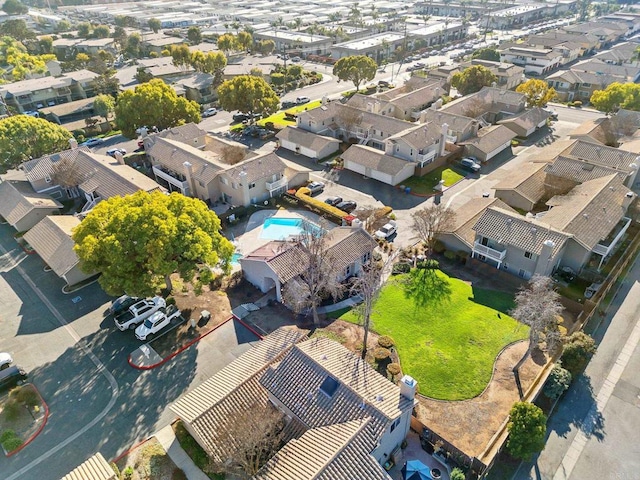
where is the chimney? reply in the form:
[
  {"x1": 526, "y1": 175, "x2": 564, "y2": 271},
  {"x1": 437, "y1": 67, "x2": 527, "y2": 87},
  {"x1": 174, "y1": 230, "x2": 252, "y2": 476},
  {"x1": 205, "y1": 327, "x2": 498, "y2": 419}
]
[
  {"x1": 321, "y1": 94, "x2": 328, "y2": 106},
  {"x1": 366, "y1": 102, "x2": 373, "y2": 113},
  {"x1": 69, "y1": 138, "x2": 78, "y2": 149},
  {"x1": 534, "y1": 239, "x2": 555, "y2": 276},
  {"x1": 439, "y1": 122, "x2": 449, "y2": 156},
  {"x1": 373, "y1": 101, "x2": 380, "y2": 114},
  {"x1": 139, "y1": 126, "x2": 149, "y2": 138},
  {"x1": 183, "y1": 161, "x2": 196, "y2": 197},
  {"x1": 399, "y1": 375, "x2": 417, "y2": 401},
  {"x1": 623, "y1": 191, "x2": 636, "y2": 210},
  {"x1": 114, "y1": 151, "x2": 125, "y2": 165}
]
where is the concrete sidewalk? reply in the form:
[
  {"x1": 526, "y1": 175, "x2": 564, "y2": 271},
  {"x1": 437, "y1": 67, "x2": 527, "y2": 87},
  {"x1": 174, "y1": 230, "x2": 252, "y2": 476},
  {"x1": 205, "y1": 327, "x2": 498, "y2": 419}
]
[{"x1": 156, "y1": 425, "x2": 210, "y2": 480}]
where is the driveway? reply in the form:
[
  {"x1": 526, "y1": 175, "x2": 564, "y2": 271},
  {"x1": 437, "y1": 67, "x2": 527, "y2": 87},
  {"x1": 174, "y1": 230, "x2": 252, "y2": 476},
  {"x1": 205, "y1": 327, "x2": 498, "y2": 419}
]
[{"x1": 0, "y1": 223, "x2": 261, "y2": 480}]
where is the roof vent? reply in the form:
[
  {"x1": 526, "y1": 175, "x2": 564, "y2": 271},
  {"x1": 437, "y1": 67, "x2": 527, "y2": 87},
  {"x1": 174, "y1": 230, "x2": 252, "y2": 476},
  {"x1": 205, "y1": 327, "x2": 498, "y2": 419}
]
[
  {"x1": 321, "y1": 354, "x2": 328, "y2": 361},
  {"x1": 531, "y1": 227, "x2": 537, "y2": 233},
  {"x1": 626, "y1": 192, "x2": 634, "y2": 198},
  {"x1": 375, "y1": 394, "x2": 384, "y2": 402},
  {"x1": 506, "y1": 218, "x2": 512, "y2": 224},
  {"x1": 583, "y1": 213, "x2": 589, "y2": 219},
  {"x1": 610, "y1": 186, "x2": 615, "y2": 191}
]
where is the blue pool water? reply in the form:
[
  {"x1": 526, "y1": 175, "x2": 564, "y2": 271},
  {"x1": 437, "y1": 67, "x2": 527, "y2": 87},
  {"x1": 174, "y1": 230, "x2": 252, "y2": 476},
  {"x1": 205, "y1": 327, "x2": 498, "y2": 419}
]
[
  {"x1": 260, "y1": 217, "x2": 309, "y2": 240},
  {"x1": 231, "y1": 252, "x2": 243, "y2": 264}
]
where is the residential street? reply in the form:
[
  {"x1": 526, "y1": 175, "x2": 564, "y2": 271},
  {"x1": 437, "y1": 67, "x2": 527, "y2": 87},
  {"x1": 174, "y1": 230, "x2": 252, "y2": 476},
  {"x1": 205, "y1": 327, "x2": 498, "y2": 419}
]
[{"x1": 515, "y1": 260, "x2": 640, "y2": 479}]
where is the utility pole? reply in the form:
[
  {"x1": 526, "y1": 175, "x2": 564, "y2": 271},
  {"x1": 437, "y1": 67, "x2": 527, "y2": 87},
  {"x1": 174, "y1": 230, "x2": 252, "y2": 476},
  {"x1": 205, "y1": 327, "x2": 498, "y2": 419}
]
[{"x1": 282, "y1": 45, "x2": 288, "y2": 93}]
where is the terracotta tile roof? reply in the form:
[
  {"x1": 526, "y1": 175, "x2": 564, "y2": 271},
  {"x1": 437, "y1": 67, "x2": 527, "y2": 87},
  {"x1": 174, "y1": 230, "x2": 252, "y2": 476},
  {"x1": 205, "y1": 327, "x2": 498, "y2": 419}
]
[
  {"x1": 493, "y1": 162, "x2": 548, "y2": 204},
  {"x1": 260, "y1": 337, "x2": 414, "y2": 440},
  {"x1": 24, "y1": 216, "x2": 82, "y2": 278},
  {"x1": 255, "y1": 419, "x2": 391, "y2": 480},
  {"x1": 473, "y1": 206, "x2": 570, "y2": 256},
  {"x1": 61, "y1": 453, "x2": 117, "y2": 480},
  {"x1": 0, "y1": 180, "x2": 62, "y2": 226},
  {"x1": 340, "y1": 145, "x2": 413, "y2": 176},
  {"x1": 445, "y1": 197, "x2": 517, "y2": 248},
  {"x1": 276, "y1": 126, "x2": 340, "y2": 151},
  {"x1": 543, "y1": 174, "x2": 632, "y2": 250},
  {"x1": 149, "y1": 137, "x2": 222, "y2": 185},
  {"x1": 458, "y1": 125, "x2": 516, "y2": 154}
]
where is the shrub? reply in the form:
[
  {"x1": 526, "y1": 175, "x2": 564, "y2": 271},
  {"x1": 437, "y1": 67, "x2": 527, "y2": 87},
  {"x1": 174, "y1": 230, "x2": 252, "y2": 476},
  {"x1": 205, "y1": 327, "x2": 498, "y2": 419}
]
[
  {"x1": 172, "y1": 468, "x2": 188, "y2": 480},
  {"x1": 378, "y1": 335, "x2": 395, "y2": 348},
  {"x1": 544, "y1": 364, "x2": 572, "y2": 399},
  {"x1": 444, "y1": 250, "x2": 456, "y2": 260},
  {"x1": 373, "y1": 347, "x2": 391, "y2": 361},
  {"x1": 573, "y1": 100, "x2": 582, "y2": 107},
  {"x1": 450, "y1": 467, "x2": 466, "y2": 480},
  {"x1": 271, "y1": 72, "x2": 285, "y2": 85},
  {"x1": 433, "y1": 240, "x2": 446, "y2": 254},
  {"x1": 165, "y1": 296, "x2": 176, "y2": 306},
  {"x1": 387, "y1": 362, "x2": 401, "y2": 377},
  {"x1": 199, "y1": 267, "x2": 215, "y2": 285},
  {"x1": 416, "y1": 259, "x2": 439, "y2": 269},
  {"x1": 0, "y1": 430, "x2": 16, "y2": 443},
  {"x1": 562, "y1": 331, "x2": 596, "y2": 375},
  {"x1": 2, "y1": 399, "x2": 21, "y2": 421},
  {"x1": 193, "y1": 281, "x2": 203, "y2": 296},
  {"x1": 122, "y1": 466, "x2": 134, "y2": 480},
  {"x1": 392, "y1": 263, "x2": 411, "y2": 275},
  {"x1": 506, "y1": 402, "x2": 547, "y2": 461},
  {"x1": 455, "y1": 250, "x2": 468, "y2": 263},
  {"x1": 511, "y1": 139, "x2": 519, "y2": 146},
  {"x1": 13, "y1": 386, "x2": 39, "y2": 408},
  {"x1": 1, "y1": 436, "x2": 23, "y2": 452}
]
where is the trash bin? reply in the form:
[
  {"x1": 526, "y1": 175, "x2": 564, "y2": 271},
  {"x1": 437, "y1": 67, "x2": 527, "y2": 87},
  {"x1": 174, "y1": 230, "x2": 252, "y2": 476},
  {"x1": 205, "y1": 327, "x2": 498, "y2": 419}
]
[{"x1": 405, "y1": 187, "x2": 411, "y2": 194}]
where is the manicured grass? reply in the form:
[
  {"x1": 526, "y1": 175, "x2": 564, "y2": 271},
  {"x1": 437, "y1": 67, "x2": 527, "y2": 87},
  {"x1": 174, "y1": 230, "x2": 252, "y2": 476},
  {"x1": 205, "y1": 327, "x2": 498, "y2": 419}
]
[
  {"x1": 401, "y1": 166, "x2": 465, "y2": 194},
  {"x1": 336, "y1": 270, "x2": 527, "y2": 400},
  {"x1": 258, "y1": 101, "x2": 322, "y2": 128}
]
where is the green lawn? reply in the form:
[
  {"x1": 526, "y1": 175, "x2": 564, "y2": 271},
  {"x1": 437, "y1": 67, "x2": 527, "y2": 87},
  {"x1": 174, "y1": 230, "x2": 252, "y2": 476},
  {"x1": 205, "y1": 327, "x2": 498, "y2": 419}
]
[
  {"x1": 258, "y1": 100, "x2": 322, "y2": 128},
  {"x1": 401, "y1": 166, "x2": 465, "y2": 195},
  {"x1": 337, "y1": 270, "x2": 527, "y2": 400}
]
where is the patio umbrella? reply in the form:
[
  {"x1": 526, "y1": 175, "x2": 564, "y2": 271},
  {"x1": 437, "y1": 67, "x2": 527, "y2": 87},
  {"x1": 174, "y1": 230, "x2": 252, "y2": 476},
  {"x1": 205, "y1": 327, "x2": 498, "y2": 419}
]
[{"x1": 402, "y1": 460, "x2": 433, "y2": 480}]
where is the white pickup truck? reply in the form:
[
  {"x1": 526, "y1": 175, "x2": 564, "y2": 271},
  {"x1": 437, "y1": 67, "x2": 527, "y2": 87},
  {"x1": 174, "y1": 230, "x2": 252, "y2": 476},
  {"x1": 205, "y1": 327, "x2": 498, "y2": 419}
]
[
  {"x1": 375, "y1": 220, "x2": 397, "y2": 240},
  {"x1": 135, "y1": 305, "x2": 182, "y2": 341},
  {"x1": 114, "y1": 296, "x2": 166, "y2": 331}
]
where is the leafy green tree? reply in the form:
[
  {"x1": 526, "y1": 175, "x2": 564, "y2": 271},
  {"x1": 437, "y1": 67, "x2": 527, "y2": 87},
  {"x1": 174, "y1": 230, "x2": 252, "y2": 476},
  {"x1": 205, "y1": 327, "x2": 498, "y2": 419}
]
[
  {"x1": 112, "y1": 25, "x2": 128, "y2": 51},
  {"x1": 0, "y1": 19, "x2": 34, "y2": 41},
  {"x1": 125, "y1": 32, "x2": 142, "y2": 58},
  {"x1": 0, "y1": 36, "x2": 55, "y2": 80},
  {"x1": 93, "y1": 73, "x2": 120, "y2": 95},
  {"x1": 115, "y1": 79, "x2": 201, "y2": 138},
  {"x1": 543, "y1": 363, "x2": 572, "y2": 400},
  {"x1": 591, "y1": 82, "x2": 640, "y2": 113},
  {"x1": 134, "y1": 66, "x2": 153, "y2": 83},
  {"x1": 471, "y1": 47, "x2": 500, "y2": 62},
  {"x1": 217, "y1": 75, "x2": 279, "y2": 121},
  {"x1": 237, "y1": 31, "x2": 252, "y2": 51},
  {"x1": 200, "y1": 51, "x2": 226, "y2": 77},
  {"x1": 74, "y1": 52, "x2": 90, "y2": 68},
  {"x1": 257, "y1": 39, "x2": 275, "y2": 55},
  {"x1": 506, "y1": 402, "x2": 547, "y2": 461},
  {"x1": 92, "y1": 25, "x2": 110, "y2": 39},
  {"x1": 76, "y1": 22, "x2": 91, "y2": 38},
  {"x1": 56, "y1": 20, "x2": 71, "y2": 33},
  {"x1": 450, "y1": 468, "x2": 465, "y2": 480},
  {"x1": 2, "y1": 0, "x2": 28, "y2": 15},
  {"x1": 451, "y1": 65, "x2": 498, "y2": 96},
  {"x1": 0, "y1": 116, "x2": 72, "y2": 172},
  {"x1": 332, "y1": 55, "x2": 377, "y2": 91},
  {"x1": 516, "y1": 79, "x2": 557, "y2": 107},
  {"x1": 38, "y1": 36, "x2": 53, "y2": 54},
  {"x1": 93, "y1": 94, "x2": 115, "y2": 122},
  {"x1": 148, "y1": 18, "x2": 162, "y2": 34},
  {"x1": 170, "y1": 44, "x2": 192, "y2": 69},
  {"x1": 287, "y1": 64, "x2": 303, "y2": 78},
  {"x1": 72, "y1": 191, "x2": 234, "y2": 295},
  {"x1": 217, "y1": 33, "x2": 236, "y2": 54},
  {"x1": 187, "y1": 26, "x2": 202, "y2": 45},
  {"x1": 561, "y1": 331, "x2": 596, "y2": 375}
]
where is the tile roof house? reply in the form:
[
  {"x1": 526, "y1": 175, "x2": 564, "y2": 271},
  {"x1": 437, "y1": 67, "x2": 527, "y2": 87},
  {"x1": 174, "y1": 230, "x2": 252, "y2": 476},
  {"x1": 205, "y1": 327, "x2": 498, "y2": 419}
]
[
  {"x1": 420, "y1": 109, "x2": 479, "y2": 143},
  {"x1": 22, "y1": 147, "x2": 162, "y2": 214},
  {"x1": 493, "y1": 161, "x2": 549, "y2": 211},
  {"x1": 23, "y1": 215, "x2": 95, "y2": 288},
  {"x1": 0, "y1": 180, "x2": 63, "y2": 232},
  {"x1": 497, "y1": 107, "x2": 551, "y2": 138},
  {"x1": 275, "y1": 127, "x2": 341, "y2": 160},
  {"x1": 340, "y1": 145, "x2": 417, "y2": 186},
  {"x1": 458, "y1": 125, "x2": 516, "y2": 163},
  {"x1": 498, "y1": 45, "x2": 564, "y2": 76},
  {"x1": 172, "y1": 327, "x2": 417, "y2": 480},
  {"x1": 61, "y1": 452, "x2": 117, "y2": 480},
  {"x1": 440, "y1": 87, "x2": 526, "y2": 125},
  {"x1": 240, "y1": 226, "x2": 378, "y2": 302},
  {"x1": 373, "y1": 79, "x2": 445, "y2": 121}
]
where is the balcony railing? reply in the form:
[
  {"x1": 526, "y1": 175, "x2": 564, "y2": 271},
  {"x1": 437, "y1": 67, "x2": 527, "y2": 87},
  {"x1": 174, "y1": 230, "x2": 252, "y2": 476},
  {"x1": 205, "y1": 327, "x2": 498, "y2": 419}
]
[
  {"x1": 266, "y1": 177, "x2": 288, "y2": 192},
  {"x1": 473, "y1": 241, "x2": 507, "y2": 261},
  {"x1": 417, "y1": 150, "x2": 437, "y2": 164},
  {"x1": 593, "y1": 216, "x2": 631, "y2": 258},
  {"x1": 152, "y1": 166, "x2": 190, "y2": 194}
]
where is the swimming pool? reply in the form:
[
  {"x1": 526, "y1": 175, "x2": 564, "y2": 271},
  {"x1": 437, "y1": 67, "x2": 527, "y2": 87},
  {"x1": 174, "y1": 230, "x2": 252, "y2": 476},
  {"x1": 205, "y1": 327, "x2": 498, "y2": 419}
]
[
  {"x1": 231, "y1": 252, "x2": 243, "y2": 264},
  {"x1": 260, "y1": 217, "x2": 313, "y2": 240}
]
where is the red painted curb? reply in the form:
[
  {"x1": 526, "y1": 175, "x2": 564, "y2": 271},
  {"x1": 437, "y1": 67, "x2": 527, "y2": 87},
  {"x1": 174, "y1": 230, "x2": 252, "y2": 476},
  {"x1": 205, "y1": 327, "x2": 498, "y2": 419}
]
[
  {"x1": 111, "y1": 436, "x2": 153, "y2": 464},
  {"x1": 128, "y1": 314, "x2": 261, "y2": 370},
  {"x1": 5, "y1": 384, "x2": 49, "y2": 457}
]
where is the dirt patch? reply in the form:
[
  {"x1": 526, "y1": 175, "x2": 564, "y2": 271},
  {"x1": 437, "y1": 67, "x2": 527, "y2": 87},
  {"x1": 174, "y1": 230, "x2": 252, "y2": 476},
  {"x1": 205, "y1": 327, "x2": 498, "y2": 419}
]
[
  {"x1": 115, "y1": 437, "x2": 183, "y2": 480},
  {"x1": 414, "y1": 340, "x2": 547, "y2": 458},
  {"x1": 0, "y1": 384, "x2": 46, "y2": 454}
]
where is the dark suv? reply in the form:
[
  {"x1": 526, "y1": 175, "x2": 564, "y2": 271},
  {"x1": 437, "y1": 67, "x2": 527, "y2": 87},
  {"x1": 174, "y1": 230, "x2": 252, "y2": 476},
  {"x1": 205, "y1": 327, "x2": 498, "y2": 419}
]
[{"x1": 0, "y1": 365, "x2": 28, "y2": 392}]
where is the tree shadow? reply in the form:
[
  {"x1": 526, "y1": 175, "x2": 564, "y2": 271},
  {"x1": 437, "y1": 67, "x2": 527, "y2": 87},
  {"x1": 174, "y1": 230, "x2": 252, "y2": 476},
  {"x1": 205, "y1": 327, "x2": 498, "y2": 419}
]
[
  {"x1": 469, "y1": 286, "x2": 515, "y2": 314},
  {"x1": 402, "y1": 267, "x2": 452, "y2": 310}
]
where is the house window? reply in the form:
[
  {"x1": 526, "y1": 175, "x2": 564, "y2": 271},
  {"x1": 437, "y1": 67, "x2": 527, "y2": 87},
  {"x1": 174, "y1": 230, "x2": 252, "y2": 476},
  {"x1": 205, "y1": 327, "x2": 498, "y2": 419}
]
[
  {"x1": 410, "y1": 149, "x2": 413, "y2": 156},
  {"x1": 344, "y1": 264, "x2": 352, "y2": 277},
  {"x1": 524, "y1": 251, "x2": 533, "y2": 259},
  {"x1": 249, "y1": 182, "x2": 256, "y2": 189},
  {"x1": 220, "y1": 177, "x2": 228, "y2": 185},
  {"x1": 362, "y1": 251, "x2": 371, "y2": 263},
  {"x1": 390, "y1": 418, "x2": 401, "y2": 433},
  {"x1": 319, "y1": 376, "x2": 340, "y2": 397}
]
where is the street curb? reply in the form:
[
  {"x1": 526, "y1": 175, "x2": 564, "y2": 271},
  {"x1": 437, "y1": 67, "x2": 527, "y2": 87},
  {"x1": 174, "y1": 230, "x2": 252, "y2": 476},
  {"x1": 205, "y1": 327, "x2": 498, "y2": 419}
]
[
  {"x1": 127, "y1": 315, "x2": 262, "y2": 370},
  {"x1": 5, "y1": 384, "x2": 49, "y2": 457}
]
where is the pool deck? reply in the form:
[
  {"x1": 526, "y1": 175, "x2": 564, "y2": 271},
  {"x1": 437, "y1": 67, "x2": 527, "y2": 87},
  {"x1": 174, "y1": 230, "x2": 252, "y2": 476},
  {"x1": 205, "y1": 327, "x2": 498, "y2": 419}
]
[{"x1": 232, "y1": 209, "x2": 325, "y2": 257}]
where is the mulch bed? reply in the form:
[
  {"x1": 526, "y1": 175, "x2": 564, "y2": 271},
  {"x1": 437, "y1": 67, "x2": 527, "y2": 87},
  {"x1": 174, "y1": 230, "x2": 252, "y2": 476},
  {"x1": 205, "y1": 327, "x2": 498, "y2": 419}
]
[
  {"x1": 115, "y1": 437, "x2": 183, "y2": 480},
  {"x1": 0, "y1": 384, "x2": 47, "y2": 455}
]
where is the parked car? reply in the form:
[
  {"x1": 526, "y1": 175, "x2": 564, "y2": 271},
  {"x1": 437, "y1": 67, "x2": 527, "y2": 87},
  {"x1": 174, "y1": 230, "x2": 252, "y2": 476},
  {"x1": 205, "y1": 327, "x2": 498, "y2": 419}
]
[
  {"x1": 378, "y1": 80, "x2": 391, "y2": 88},
  {"x1": 109, "y1": 294, "x2": 142, "y2": 316},
  {"x1": 460, "y1": 157, "x2": 481, "y2": 173},
  {"x1": 0, "y1": 352, "x2": 13, "y2": 371},
  {"x1": 106, "y1": 148, "x2": 127, "y2": 158},
  {"x1": 375, "y1": 220, "x2": 397, "y2": 240},
  {"x1": 545, "y1": 109, "x2": 559, "y2": 121},
  {"x1": 295, "y1": 96, "x2": 310, "y2": 105},
  {"x1": 135, "y1": 305, "x2": 182, "y2": 341},
  {"x1": 232, "y1": 112, "x2": 260, "y2": 123},
  {"x1": 202, "y1": 107, "x2": 218, "y2": 117},
  {"x1": 324, "y1": 196, "x2": 343, "y2": 206},
  {"x1": 336, "y1": 200, "x2": 357, "y2": 213},
  {"x1": 306, "y1": 181, "x2": 325, "y2": 194},
  {"x1": 291, "y1": 56, "x2": 302, "y2": 63},
  {"x1": 281, "y1": 100, "x2": 297, "y2": 109},
  {"x1": 81, "y1": 137, "x2": 104, "y2": 148},
  {"x1": 114, "y1": 296, "x2": 166, "y2": 331},
  {"x1": 0, "y1": 365, "x2": 27, "y2": 392}
]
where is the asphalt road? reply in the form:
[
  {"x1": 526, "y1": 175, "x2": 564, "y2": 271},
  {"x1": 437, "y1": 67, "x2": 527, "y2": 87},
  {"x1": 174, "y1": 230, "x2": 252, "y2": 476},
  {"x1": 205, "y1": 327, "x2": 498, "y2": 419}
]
[{"x1": 0, "y1": 223, "x2": 260, "y2": 479}]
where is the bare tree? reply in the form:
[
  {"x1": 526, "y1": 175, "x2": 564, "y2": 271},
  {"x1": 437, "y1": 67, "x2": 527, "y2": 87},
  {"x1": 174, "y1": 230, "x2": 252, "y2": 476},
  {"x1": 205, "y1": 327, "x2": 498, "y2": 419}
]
[
  {"x1": 335, "y1": 105, "x2": 363, "y2": 139},
  {"x1": 208, "y1": 398, "x2": 287, "y2": 478},
  {"x1": 221, "y1": 145, "x2": 246, "y2": 165},
  {"x1": 410, "y1": 204, "x2": 456, "y2": 257},
  {"x1": 462, "y1": 96, "x2": 489, "y2": 119},
  {"x1": 51, "y1": 157, "x2": 83, "y2": 188},
  {"x1": 282, "y1": 221, "x2": 344, "y2": 327},
  {"x1": 350, "y1": 258, "x2": 387, "y2": 359},
  {"x1": 510, "y1": 275, "x2": 563, "y2": 397},
  {"x1": 600, "y1": 114, "x2": 639, "y2": 147}
]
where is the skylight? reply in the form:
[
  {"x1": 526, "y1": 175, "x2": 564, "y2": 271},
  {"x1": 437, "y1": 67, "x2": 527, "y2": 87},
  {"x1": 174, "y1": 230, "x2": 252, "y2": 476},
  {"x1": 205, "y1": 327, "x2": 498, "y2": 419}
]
[{"x1": 319, "y1": 376, "x2": 340, "y2": 398}]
